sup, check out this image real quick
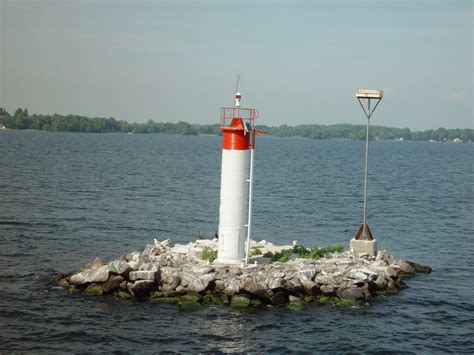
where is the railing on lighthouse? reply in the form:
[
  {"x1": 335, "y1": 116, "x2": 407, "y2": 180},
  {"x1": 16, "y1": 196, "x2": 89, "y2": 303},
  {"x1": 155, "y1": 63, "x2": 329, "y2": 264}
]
[{"x1": 217, "y1": 92, "x2": 261, "y2": 265}]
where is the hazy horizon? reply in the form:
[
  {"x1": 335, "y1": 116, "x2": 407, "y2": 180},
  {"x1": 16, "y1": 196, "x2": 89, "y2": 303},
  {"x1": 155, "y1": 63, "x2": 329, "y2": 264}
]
[{"x1": 1, "y1": 0, "x2": 472, "y2": 130}]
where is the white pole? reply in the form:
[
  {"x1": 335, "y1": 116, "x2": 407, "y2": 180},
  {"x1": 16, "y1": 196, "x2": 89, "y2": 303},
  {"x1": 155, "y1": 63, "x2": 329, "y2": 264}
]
[
  {"x1": 245, "y1": 148, "x2": 255, "y2": 265},
  {"x1": 363, "y1": 116, "x2": 370, "y2": 228},
  {"x1": 362, "y1": 99, "x2": 371, "y2": 238}
]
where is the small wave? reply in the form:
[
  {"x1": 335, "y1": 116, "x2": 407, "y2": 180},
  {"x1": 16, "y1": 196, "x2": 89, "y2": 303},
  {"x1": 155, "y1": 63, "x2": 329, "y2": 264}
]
[
  {"x1": 0, "y1": 221, "x2": 61, "y2": 228},
  {"x1": 0, "y1": 252, "x2": 34, "y2": 257},
  {"x1": 199, "y1": 333, "x2": 232, "y2": 342},
  {"x1": 253, "y1": 323, "x2": 281, "y2": 331}
]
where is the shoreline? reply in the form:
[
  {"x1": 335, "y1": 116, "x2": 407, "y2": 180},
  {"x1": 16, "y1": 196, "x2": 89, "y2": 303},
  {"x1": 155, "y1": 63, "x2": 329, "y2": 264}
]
[{"x1": 1, "y1": 129, "x2": 471, "y2": 144}]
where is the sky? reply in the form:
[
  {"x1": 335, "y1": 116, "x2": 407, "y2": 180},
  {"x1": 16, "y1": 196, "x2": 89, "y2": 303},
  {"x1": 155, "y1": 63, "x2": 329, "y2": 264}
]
[{"x1": 0, "y1": 0, "x2": 472, "y2": 130}]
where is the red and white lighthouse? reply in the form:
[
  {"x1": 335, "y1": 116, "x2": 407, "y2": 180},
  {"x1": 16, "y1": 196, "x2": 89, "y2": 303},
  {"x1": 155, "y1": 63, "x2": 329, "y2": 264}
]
[{"x1": 217, "y1": 92, "x2": 260, "y2": 265}]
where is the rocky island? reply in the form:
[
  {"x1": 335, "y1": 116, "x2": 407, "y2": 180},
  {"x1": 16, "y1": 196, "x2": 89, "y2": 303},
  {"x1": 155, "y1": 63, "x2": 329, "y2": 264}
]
[{"x1": 56, "y1": 238, "x2": 431, "y2": 310}]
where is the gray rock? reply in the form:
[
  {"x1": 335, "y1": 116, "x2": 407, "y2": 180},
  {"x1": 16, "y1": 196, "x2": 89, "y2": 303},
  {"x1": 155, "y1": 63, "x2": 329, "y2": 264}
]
[
  {"x1": 193, "y1": 266, "x2": 214, "y2": 276},
  {"x1": 270, "y1": 291, "x2": 286, "y2": 305},
  {"x1": 229, "y1": 268, "x2": 243, "y2": 276},
  {"x1": 254, "y1": 273, "x2": 270, "y2": 288},
  {"x1": 320, "y1": 285, "x2": 337, "y2": 296},
  {"x1": 272, "y1": 271, "x2": 285, "y2": 279},
  {"x1": 101, "y1": 275, "x2": 124, "y2": 293},
  {"x1": 70, "y1": 265, "x2": 111, "y2": 286},
  {"x1": 268, "y1": 277, "x2": 286, "y2": 290},
  {"x1": 303, "y1": 280, "x2": 320, "y2": 296},
  {"x1": 84, "y1": 257, "x2": 103, "y2": 270},
  {"x1": 188, "y1": 274, "x2": 214, "y2": 293},
  {"x1": 172, "y1": 243, "x2": 194, "y2": 254},
  {"x1": 178, "y1": 271, "x2": 195, "y2": 287},
  {"x1": 125, "y1": 251, "x2": 141, "y2": 262},
  {"x1": 241, "y1": 278, "x2": 269, "y2": 298},
  {"x1": 127, "y1": 253, "x2": 144, "y2": 270},
  {"x1": 223, "y1": 280, "x2": 240, "y2": 295},
  {"x1": 175, "y1": 285, "x2": 187, "y2": 294},
  {"x1": 376, "y1": 250, "x2": 395, "y2": 264},
  {"x1": 214, "y1": 280, "x2": 225, "y2": 292},
  {"x1": 353, "y1": 271, "x2": 369, "y2": 281},
  {"x1": 109, "y1": 260, "x2": 132, "y2": 277},
  {"x1": 138, "y1": 262, "x2": 159, "y2": 272},
  {"x1": 396, "y1": 260, "x2": 416, "y2": 275},
  {"x1": 385, "y1": 266, "x2": 399, "y2": 278},
  {"x1": 406, "y1": 261, "x2": 432, "y2": 274},
  {"x1": 286, "y1": 277, "x2": 303, "y2": 294},
  {"x1": 160, "y1": 267, "x2": 180, "y2": 290},
  {"x1": 289, "y1": 295, "x2": 302, "y2": 302},
  {"x1": 296, "y1": 270, "x2": 316, "y2": 282},
  {"x1": 374, "y1": 274, "x2": 388, "y2": 290},
  {"x1": 159, "y1": 239, "x2": 171, "y2": 248},
  {"x1": 143, "y1": 244, "x2": 157, "y2": 257},
  {"x1": 127, "y1": 280, "x2": 156, "y2": 297},
  {"x1": 337, "y1": 285, "x2": 370, "y2": 301},
  {"x1": 386, "y1": 280, "x2": 397, "y2": 293},
  {"x1": 129, "y1": 270, "x2": 158, "y2": 281},
  {"x1": 315, "y1": 275, "x2": 339, "y2": 285},
  {"x1": 162, "y1": 280, "x2": 180, "y2": 291}
]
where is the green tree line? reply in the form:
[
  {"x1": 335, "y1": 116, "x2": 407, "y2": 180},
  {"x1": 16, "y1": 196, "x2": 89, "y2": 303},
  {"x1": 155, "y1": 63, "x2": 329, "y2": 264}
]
[{"x1": 1, "y1": 107, "x2": 472, "y2": 142}]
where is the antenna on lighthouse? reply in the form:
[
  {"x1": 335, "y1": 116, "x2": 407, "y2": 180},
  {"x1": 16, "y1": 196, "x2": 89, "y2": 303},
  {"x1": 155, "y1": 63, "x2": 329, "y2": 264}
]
[
  {"x1": 235, "y1": 74, "x2": 240, "y2": 93},
  {"x1": 234, "y1": 75, "x2": 241, "y2": 108}
]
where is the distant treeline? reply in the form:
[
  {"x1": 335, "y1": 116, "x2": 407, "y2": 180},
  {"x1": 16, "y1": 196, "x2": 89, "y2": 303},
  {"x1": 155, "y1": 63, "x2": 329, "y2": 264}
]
[{"x1": 1, "y1": 107, "x2": 472, "y2": 142}]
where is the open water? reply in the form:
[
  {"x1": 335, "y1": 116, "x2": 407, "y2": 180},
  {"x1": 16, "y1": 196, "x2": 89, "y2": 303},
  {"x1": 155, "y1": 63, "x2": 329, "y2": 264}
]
[{"x1": 0, "y1": 131, "x2": 473, "y2": 352}]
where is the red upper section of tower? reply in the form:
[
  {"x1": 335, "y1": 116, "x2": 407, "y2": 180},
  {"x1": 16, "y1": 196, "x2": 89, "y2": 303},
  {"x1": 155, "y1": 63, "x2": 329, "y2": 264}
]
[{"x1": 220, "y1": 107, "x2": 259, "y2": 151}]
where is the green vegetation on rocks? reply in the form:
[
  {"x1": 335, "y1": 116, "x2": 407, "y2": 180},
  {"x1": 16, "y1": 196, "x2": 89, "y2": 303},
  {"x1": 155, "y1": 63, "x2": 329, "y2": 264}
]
[
  {"x1": 249, "y1": 299, "x2": 263, "y2": 308},
  {"x1": 264, "y1": 244, "x2": 344, "y2": 263},
  {"x1": 316, "y1": 296, "x2": 334, "y2": 305},
  {"x1": 201, "y1": 247, "x2": 217, "y2": 263},
  {"x1": 231, "y1": 296, "x2": 251, "y2": 308},
  {"x1": 84, "y1": 284, "x2": 103, "y2": 296},
  {"x1": 178, "y1": 300, "x2": 202, "y2": 311},
  {"x1": 375, "y1": 289, "x2": 399, "y2": 296},
  {"x1": 202, "y1": 295, "x2": 223, "y2": 305},
  {"x1": 287, "y1": 300, "x2": 308, "y2": 311},
  {"x1": 150, "y1": 297, "x2": 179, "y2": 303},
  {"x1": 58, "y1": 279, "x2": 69, "y2": 288},
  {"x1": 117, "y1": 290, "x2": 134, "y2": 299},
  {"x1": 68, "y1": 286, "x2": 80, "y2": 295}
]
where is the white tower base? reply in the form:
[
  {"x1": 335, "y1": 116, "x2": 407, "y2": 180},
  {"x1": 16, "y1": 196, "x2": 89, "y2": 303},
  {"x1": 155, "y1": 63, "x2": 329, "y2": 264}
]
[{"x1": 217, "y1": 149, "x2": 250, "y2": 265}]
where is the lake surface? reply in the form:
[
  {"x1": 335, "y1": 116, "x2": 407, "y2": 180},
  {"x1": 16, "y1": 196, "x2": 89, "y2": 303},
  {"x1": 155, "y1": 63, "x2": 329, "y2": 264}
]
[{"x1": 0, "y1": 131, "x2": 473, "y2": 352}]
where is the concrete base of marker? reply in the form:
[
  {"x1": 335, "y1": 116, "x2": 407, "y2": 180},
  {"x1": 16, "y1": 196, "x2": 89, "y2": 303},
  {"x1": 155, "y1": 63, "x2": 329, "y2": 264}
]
[{"x1": 350, "y1": 238, "x2": 377, "y2": 256}]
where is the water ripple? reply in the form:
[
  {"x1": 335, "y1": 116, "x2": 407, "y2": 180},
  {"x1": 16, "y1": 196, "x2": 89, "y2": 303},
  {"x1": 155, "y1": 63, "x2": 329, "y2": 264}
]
[{"x1": 0, "y1": 133, "x2": 473, "y2": 352}]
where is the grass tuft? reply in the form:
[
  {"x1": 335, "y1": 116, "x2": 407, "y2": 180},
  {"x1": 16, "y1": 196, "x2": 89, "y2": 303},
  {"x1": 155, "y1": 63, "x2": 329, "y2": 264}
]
[
  {"x1": 263, "y1": 244, "x2": 344, "y2": 263},
  {"x1": 201, "y1": 247, "x2": 217, "y2": 263},
  {"x1": 250, "y1": 246, "x2": 263, "y2": 256}
]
